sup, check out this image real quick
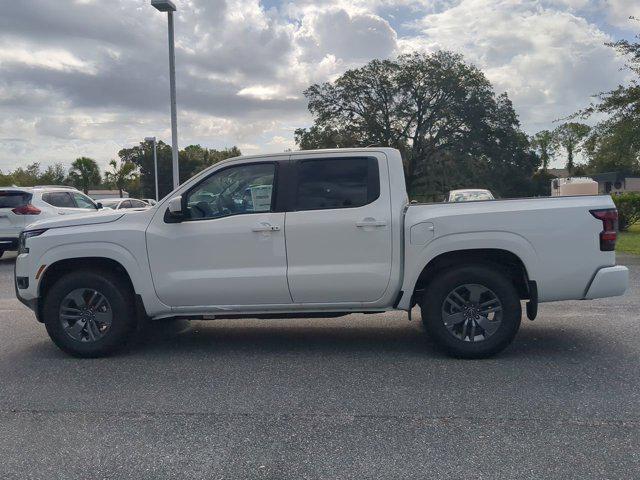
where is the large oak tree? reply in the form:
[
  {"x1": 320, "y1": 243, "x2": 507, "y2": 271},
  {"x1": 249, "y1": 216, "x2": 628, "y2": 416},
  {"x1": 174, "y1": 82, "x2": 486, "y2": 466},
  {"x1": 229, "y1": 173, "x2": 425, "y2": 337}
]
[{"x1": 296, "y1": 51, "x2": 538, "y2": 200}]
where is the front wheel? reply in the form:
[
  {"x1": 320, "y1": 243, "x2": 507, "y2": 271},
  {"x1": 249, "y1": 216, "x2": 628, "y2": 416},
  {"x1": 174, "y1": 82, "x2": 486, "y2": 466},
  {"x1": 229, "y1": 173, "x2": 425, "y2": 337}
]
[
  {"x1": 42, "y1": 270, "x2": 136, "y2": 357},
  {"x1": 420, "y1": 265, "x2": 522, "y2": 358}
]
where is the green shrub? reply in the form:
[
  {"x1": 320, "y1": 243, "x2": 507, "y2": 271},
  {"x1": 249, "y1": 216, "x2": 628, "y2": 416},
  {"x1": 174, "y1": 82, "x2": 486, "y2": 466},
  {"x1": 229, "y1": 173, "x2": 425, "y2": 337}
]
[{"x1": 612, "y1": 192, "x2": 640, "y2": 231}]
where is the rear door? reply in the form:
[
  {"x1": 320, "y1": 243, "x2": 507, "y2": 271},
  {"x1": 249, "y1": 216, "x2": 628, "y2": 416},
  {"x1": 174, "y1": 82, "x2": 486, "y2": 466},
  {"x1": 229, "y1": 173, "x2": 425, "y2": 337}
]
[
  {"x1": 284, "y1": 153, "x2": 393, "y2": 303},
  {"x1": 0, "y1": 190, "x2": 30, "y2": 244}
]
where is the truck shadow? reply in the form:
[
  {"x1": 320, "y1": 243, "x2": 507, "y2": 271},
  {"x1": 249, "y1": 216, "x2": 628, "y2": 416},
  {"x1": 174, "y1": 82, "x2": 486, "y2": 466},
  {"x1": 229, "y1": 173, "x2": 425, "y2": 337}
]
[{"x1": 121, "y1": 316, "x2": 621, "y2": 361}]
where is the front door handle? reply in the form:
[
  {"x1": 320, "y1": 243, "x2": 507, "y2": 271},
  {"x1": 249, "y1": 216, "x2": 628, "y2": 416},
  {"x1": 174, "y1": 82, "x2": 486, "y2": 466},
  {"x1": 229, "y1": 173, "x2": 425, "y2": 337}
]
[
  {"x1": 356, "y1": 218, "x2": 387, "y2": 228},
  {"x1": 252, "y1": 223, "x2": 281, "y2": 232}
]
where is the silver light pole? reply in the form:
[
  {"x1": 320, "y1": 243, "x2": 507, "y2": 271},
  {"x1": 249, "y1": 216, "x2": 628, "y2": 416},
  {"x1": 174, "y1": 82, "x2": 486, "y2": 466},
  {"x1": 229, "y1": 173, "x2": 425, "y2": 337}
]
[
  {"x1": 144, "y1": 137, "x2": 159, "y2": 201},
  {"x1": 151, "y1": 0, "x2": 180, "y2": 190}
]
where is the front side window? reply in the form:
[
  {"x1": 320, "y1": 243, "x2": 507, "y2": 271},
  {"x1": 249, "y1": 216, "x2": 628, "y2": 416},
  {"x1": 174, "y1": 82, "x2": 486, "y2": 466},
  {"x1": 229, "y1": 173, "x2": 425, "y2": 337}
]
[
  {"x1": 72, "y1": 192, "x2": 98, "y2": 210},
  {"x1": 185, "y1": 163, "x2": 275, "y2": 220},
  {"x1": 120, "y1": 200, "x2": 133, "y2": 209},
  {"x1": 295, "y1": 157, "x2": 379, "y2": 211},
  {"x1": 42, "y1": 192, "x2": 75, "y2": 208}
]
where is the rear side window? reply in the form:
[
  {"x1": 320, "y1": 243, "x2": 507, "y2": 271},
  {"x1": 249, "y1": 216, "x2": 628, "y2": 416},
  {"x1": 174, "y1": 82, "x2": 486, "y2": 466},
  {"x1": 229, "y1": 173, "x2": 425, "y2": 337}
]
[
  {"x1": 295, "y1": 157, "x2": 380, "y2": 211},
  {"x1": 0, "y1": 191, "x2": 30, "y2": 208},
  {"x1": 42, "y1": 192, "x2": 75, "y2": 208}
]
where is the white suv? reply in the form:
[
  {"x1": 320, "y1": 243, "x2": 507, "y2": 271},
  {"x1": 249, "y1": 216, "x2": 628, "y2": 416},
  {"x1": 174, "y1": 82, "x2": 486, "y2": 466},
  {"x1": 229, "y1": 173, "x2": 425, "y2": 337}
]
[{"x1": 0, "y1": 186, "x2": 100, "y2": 257}]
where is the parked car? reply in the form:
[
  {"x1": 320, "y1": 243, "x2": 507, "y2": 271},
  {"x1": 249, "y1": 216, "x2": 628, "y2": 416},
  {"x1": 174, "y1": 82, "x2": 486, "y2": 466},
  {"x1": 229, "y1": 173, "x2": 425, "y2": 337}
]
[
  {"x1": 15, "y1": 148, "x2": 628, "y2": 358},
  {"x1": 98, "y1": 198, "x2": 150, "y2": 210},
  {"x1": 0, "y1": 186, "x2": 101, "y2": 257},
  {"x1": 448, "y1": 189, "x2": 495, "y2": 202}
]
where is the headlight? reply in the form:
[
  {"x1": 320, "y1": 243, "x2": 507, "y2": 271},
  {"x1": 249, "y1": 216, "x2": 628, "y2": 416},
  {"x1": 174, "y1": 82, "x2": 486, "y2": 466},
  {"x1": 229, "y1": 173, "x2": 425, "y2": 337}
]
[{"x1": 18, "y1": 229, "x2": 47, "y2": 254}]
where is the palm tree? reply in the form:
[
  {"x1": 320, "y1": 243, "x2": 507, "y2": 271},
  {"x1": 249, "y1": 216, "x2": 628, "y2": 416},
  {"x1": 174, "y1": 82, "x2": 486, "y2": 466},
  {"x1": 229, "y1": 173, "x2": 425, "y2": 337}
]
[
  {"x1": 552, "y1": 123, "x2": 591, "y2": 175},
  {"x1": 104, "y1": 160, "x2": 138, "y2": 198},
  {"x1": 531, "y1": 130, "x2": 555, "y2": 172},
  {"x1": 68, "y1": 157, "x2": 101, "y2": 194}
]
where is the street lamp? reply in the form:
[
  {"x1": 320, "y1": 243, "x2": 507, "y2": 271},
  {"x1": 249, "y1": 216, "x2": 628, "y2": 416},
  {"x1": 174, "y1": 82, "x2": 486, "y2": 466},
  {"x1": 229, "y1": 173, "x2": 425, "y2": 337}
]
[
  {"x1": 144, "y1": 137, "x2": 159, "y2": 201},
  {"x1": 151, "y1": 0, "x2": 180, "y2": 190}
]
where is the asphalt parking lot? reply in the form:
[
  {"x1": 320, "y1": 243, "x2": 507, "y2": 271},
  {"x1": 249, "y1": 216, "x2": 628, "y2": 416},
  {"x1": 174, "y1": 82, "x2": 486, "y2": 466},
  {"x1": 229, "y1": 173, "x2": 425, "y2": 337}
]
[{"x1": 0, "y1": 252, "x2": 638, "y2": 479}]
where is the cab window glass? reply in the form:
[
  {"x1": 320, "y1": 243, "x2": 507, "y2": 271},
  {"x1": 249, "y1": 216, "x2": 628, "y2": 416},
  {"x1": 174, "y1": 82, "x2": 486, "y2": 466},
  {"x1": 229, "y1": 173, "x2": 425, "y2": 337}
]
[
  {"x1": 185, "y1": 163, "x2": 275, "y2": 220},
  {"x1": 296, "y1": 157, "x2": 379, "y2": 211}
]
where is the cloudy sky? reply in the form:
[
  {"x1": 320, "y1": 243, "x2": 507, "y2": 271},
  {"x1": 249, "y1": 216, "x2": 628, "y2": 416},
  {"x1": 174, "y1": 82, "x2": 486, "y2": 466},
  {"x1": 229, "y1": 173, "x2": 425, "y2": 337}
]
[{"x1": 0, "y1": 0, "x2": 638, "y2": 172}]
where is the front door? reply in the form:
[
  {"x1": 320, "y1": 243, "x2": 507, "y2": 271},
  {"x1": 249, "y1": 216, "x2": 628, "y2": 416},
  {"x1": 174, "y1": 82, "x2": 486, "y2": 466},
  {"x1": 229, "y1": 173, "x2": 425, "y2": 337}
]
[
  {"x1": 285, "y1": 153, "x2": 393, "y2": 304},
  {"x1": 146, "y1": 160, "x2": 291, "y2": 307}
]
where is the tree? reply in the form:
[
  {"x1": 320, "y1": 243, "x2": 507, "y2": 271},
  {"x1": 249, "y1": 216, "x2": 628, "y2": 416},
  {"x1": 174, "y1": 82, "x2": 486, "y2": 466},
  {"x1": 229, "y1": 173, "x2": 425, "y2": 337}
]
[
  {"x1": 11, "y1": 163, "x2": 43, "y2": 186},
  {"x1": 104, "y1": 160, "x2": 138, "y2": 198},
  {"x1": 552, "y1": 123, "x2": 591, "y2": 175},
  {"x1": 584, "y1": 118, "x2": 640, "y2": 174},
  {"x1": 575, "y1": 18, "x2": 640, "y2": 174},
  {"x1": 530, "y1": 130, "x2": 556, "y2": 171},
  {"x1": 68, "y1": 157, "x2": 101, "y2": 194},
  {"x1": 297, "y1": 51, "x2": 538, "y2": 199},
  {"x1": 119, "y1": 142, "x2": 241, "y2": 200},
  {"x1": 39, "y1": 163, "x2": 68, "y2": 185}
]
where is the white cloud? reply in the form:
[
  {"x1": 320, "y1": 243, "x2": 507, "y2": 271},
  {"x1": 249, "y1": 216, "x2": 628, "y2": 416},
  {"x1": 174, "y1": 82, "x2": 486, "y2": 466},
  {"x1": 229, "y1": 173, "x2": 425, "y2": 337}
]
[
  {"x1": 406, "y1": 0, "x2": 628, "y2": 135},
  {"x1": 237, "y1": 85, "x2": 299, "y2": 101},
  {"x1": 0, "y1": 42, "x2": 95, "y2": 73},
  {"x1": 0, "y1": 0, "x2": 634, "y2": 172},
  {"x1": 603, "y1": 0, "x2": 640, "y2": 29}
]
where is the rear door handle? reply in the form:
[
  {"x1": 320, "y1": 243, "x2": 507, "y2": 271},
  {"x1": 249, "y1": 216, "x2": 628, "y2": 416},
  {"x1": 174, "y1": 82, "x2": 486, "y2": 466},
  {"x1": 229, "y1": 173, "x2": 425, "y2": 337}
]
[
  {"x1": 252, "y1": 223, "x2": 281, "y2": 232},
  {"x1": 356, "y1": 219, "x2": 387, "y2": 228}
]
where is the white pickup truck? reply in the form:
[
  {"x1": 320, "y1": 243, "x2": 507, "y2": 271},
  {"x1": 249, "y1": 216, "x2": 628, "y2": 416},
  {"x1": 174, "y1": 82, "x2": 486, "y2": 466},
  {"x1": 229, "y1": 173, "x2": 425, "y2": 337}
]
[{"x1": 15, "y1": 148, "x2": 629, "y2": 358}]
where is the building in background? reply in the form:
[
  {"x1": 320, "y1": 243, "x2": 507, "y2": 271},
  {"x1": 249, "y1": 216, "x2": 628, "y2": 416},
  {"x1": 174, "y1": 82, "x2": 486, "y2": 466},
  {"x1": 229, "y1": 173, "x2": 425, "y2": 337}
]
[
  {"x1": 551, "y1": 177, "x2": 599, "y2": 197},
  {"x1": 87, "y1": 189, "x2": 129, "y2": 200},
  {"x1": 591, "y1": 172, "x2": 640, "y2": 195}
]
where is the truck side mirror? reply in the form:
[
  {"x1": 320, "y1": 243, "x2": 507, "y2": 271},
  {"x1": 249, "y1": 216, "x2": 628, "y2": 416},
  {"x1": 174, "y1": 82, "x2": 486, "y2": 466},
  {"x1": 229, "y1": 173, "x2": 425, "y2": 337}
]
[
  {"x1": 168, "y1": 196, "x2": 182, "y2": 214},
  {"x1": 165, "y1": 195, "x2": 185, "y2": 223}
]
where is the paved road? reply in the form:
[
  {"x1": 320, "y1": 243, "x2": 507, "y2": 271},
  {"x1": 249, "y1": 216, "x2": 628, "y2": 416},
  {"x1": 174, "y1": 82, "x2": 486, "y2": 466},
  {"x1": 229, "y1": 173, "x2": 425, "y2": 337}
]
[{"x1": 0, "y1": 252, "x2": 638, "y2": 479}]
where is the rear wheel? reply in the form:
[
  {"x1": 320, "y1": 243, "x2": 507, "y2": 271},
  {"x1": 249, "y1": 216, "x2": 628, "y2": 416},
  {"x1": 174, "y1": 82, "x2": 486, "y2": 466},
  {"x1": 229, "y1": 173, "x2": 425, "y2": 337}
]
[
  {"x1": 42, "y1": 270, "x2": 136, "y2": 357},
  {"x1": 420, "y1": 265, "x2": 522, "y2": 358}
]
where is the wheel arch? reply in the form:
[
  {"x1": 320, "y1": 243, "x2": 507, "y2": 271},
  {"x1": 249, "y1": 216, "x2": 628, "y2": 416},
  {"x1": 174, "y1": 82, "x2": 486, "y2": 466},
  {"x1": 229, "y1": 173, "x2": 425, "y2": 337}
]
[
  {"x1": 38, "y1": 257, "x2": 135, "y2": 299},
  {"x1": 400, "y1": 247, "x2": 535, "y2": 310}
]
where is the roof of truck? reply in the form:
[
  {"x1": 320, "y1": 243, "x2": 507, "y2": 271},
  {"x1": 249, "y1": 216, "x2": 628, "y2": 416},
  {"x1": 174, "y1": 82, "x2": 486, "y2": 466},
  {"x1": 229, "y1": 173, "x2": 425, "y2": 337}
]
[{"x1": 218, "y1": 147, "x2": 399, "y2": 164}]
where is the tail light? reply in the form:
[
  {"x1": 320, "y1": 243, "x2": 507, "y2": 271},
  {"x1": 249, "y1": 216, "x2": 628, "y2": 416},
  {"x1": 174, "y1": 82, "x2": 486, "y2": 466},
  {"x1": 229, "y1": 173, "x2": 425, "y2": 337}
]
[
  {"x1": 12, "y1": 204, "x2": 41, "y2": 215},
  {"x1": 590, "y1": 209, "x2": 618, "y2": 251}
]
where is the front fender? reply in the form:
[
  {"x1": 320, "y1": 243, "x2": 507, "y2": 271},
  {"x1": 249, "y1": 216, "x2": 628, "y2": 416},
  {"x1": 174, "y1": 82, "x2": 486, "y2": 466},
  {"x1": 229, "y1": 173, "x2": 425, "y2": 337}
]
[
  {"x1": 398, "y1": 231, "x2": 539, "y2": 310},
  {"x1": 36, "y1": 241, "x2": 169, "y2": 317}
]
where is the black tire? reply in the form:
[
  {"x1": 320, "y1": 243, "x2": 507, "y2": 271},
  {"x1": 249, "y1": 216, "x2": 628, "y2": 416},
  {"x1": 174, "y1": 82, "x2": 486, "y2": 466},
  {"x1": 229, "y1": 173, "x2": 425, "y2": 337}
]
[
  {"x1": 420, "y1": 264, "x2": 522, "y2": 359},
  {"x1": 42, "y1": 270, "x2": 136, "y2": 358}
]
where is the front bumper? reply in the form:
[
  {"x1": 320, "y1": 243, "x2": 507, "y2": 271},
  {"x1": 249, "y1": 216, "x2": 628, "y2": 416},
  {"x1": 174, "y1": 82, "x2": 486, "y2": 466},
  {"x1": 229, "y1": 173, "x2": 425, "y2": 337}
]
[
  {"x1": 584, "y1": 266, "x2": 629, "y2": 300},
  {"x1": 14, "y1": 265, "x2": 39, "y2": 316}
]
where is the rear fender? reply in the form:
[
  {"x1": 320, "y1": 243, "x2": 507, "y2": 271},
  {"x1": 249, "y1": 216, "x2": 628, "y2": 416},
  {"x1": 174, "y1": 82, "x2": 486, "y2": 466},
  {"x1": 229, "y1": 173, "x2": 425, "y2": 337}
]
[{"x1": 398, "y1": 231, "x2": 539, "y2": 310}]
